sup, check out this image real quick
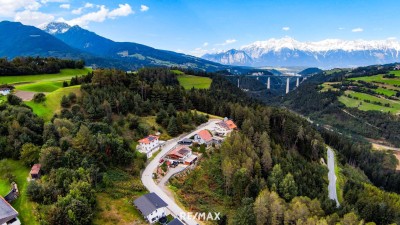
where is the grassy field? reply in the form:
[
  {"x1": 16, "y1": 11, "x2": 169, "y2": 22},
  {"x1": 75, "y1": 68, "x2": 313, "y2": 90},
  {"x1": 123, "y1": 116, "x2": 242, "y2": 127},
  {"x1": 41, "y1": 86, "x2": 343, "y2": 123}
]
[
  {"x1": 375, "y1": 87, "x2": 397, "y2": 97},
  {"x1": 0, "y1": 159, "x2": 39, "y2": 225},
  {"x1": 177, "y1": 75, "x2": 212, "y2": 90},
  {"x1": 339, "y1": 91, "x2": 400, "y2": 114},
  {"x1": 0, "y1": 68, "x2": 91, "y2": 85},
  {"x1": 320, "y1": 82, "x2": 340, "y2": 92},
  {"x1": 15, "y1": 80, "x2": 65, "y2": 92},
  {"x1": 349, "y1": 74, "x2": 400, "y2": 86},
  {"x1": 93, "y1": 169, "x2": 147, "y2": 225},
  {"x1": 25, "y1": 85, "x2": 81, "y2": 121}
]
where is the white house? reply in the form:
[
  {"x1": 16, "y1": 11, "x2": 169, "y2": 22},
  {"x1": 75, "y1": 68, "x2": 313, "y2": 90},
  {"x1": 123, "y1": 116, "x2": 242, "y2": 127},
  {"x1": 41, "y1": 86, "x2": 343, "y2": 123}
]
[
  {"x1": 194, "y1": 130, "x2": 213, "y2": 145},
  {"x1": 138, "y1": 135, "x2": 160, "y2": 158},
  {"x1": 0, "y1": 88, "x2": 10, "y2": 96},
  {"x1": 215, "y1": 118, "x2": 238, "y2": 136},
  {"x1": 0, "y1": 196, "x2": 20, "y2": 225},
  {"x1": 134, "y1": 193, "x2": 168, "y2": 223}
]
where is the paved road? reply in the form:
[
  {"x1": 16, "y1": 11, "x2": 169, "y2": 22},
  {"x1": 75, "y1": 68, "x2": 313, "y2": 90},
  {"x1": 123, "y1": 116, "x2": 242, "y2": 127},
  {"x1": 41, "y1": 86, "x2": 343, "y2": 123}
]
[
  {"x1": 141, "y1": 120, "x2": 219, "y2": 225},
  {"x1": 327, "y1": 147, "x2": 340, "y2": 207}
]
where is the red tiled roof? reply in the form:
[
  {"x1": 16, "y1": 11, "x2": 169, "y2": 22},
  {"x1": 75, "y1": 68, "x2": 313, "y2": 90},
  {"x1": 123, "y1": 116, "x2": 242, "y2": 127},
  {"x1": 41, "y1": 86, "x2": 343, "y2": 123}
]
[
  {"x1": 225, "y1": 120, "x2": 237, "y2": 130},
  {"x1": 138, "y1": 135, "x2": 159, "y2": 144},
  {"x1": 168, "y1": 145, "x2": 191, "y2": 159},
  {"x1": 198, "y1": 130, "x2": 213, "y2": 142},
  {"x1": 30, "y1": 164, "x2": 41, "y2": 175}
]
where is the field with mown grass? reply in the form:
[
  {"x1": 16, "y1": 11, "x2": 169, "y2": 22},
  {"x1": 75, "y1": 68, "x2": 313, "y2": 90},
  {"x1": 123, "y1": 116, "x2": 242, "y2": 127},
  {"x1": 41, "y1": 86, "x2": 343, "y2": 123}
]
[
  {"x1": 177, "y1": 75, "x2": 212, "y2": 90},
  {"x1": 0, "y1": 159, "x2": 40, "y2": 225},
  {"x1": 25, "y1": 85, "x2": 81, "y2": 121},
  {"x1": 339, "y1": 91, "x2": 400, "y2": 114},
  {"x1": 15, "y1": 80, "x2": 65, "y2": 92},
  {"x1": 0, "y1": 68, "x2": 92, "y2": 84}
]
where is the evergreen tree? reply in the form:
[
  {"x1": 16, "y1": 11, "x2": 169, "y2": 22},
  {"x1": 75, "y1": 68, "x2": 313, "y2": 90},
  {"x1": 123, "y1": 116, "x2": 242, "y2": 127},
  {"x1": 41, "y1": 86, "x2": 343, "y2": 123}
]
[
  {"x1": 279, "y1": 173, "x2": 298, "y2": 201},
  {"x1": 167, "y1": 116, "x2": 179, "y2": 136}
]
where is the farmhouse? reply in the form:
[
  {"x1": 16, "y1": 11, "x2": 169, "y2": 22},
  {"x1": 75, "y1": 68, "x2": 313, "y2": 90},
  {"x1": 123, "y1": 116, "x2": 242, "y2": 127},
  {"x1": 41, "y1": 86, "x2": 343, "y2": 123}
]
[
  {"x1": 194, "y1": 130, "x2": 213, "y2": 145},
  {"x1": 138, "y1": 135, "x2": 160, "y2": 158},
  {"x1": 30, "y1": 164, "x2": 41, "y2": 180},
  {"x1": 0, "y1": 196, "x2": 19, "y2": 225},
  {"x1": 167, "y1": 145, "x2": 192, "y2": 162},
  {"x1": 134, "y1": 192, "x2": 168, "y2": 223}
]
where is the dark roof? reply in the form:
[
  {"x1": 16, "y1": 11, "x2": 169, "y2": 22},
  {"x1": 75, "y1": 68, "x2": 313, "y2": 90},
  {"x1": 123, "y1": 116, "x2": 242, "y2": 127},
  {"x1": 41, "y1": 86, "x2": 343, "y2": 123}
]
[
  {"x1": 134, "y1": 193, "x2": 168, "y2": 216},
  {"x1": 0, "y1": 196, "x2": 18, "y2": 224},
  {"x1": 168, "y1": 218, "x2": 185, "y2": 225}
]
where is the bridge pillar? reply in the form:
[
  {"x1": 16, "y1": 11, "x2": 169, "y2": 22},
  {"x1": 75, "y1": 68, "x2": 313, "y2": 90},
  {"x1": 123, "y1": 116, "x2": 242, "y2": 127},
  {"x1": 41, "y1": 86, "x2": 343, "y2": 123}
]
[
  {"x1": 296, "y1": 77, "x2": 299, "y2": 87},
  {"x1": 267, "y1": 77, "x2": 270, "y2": 89},
  {"x1": 286, "y1": 78, "x2": 290, "y2": 94}
]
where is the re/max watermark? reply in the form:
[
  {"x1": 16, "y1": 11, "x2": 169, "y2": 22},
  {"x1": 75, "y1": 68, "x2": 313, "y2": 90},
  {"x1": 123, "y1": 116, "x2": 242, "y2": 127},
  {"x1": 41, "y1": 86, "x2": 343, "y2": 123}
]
[{"x1": 179, "y1": 212, "x2": 221, "y2": 221}]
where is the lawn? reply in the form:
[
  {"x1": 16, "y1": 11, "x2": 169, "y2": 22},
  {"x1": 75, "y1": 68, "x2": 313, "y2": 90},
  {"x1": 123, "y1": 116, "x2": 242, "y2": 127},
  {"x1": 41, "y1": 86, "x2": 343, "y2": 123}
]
[
  {"x1": 177, "y1": 75, "x2": 212, "y2": 90},
  {"x1": 15, "y1": 80, "x2": 65, "y2": 93},
  {"x1": 0, "y1": 159, "x2": 39, "y2": 225},
  {"x1": 25, "y1": 85, "x2": 81, "y2": 121},
  {"x1": 0, "y1": 68, "x2": 92, "y2": 84}
]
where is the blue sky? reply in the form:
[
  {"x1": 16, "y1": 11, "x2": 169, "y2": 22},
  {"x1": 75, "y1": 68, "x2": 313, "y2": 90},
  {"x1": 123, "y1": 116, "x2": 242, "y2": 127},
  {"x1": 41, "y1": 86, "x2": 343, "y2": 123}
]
[{"x1": 1, "y1": 0, "x2": 399, "y2": 56}]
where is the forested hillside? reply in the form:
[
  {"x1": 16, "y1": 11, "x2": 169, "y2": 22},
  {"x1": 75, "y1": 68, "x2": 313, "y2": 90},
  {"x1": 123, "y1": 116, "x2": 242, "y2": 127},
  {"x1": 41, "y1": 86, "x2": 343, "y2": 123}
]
[{"x1": 1, "y1": 66, "x2": 400, "y2": 224}]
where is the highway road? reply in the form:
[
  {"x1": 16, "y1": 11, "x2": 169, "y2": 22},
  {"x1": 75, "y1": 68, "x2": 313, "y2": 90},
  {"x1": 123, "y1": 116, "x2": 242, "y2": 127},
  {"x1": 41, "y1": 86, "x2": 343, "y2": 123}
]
[{"x1": 141, "y1": 120, "x2": 219, "y2": 225}]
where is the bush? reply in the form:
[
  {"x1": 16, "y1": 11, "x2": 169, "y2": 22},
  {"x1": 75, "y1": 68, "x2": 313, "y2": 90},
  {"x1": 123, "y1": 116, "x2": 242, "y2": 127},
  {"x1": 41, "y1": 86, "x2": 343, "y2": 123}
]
[{"x1": 33, "y1": 93, "x2": 46, "y2": 103}]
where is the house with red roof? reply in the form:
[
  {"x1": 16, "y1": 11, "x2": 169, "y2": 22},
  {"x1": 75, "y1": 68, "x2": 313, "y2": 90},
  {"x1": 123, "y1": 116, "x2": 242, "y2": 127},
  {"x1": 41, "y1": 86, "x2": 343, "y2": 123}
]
[
  {"x1": 194, "y1": 129, "x2": 213, "y2": 145},
  {"x1": 138, "y1": 135, "x2": 160, "y2": 158},
  {"x1": 166, "y1": 145, "x2": 198, "y2": 165},
  {"x1": 215, "y1": 118, "x2": 238, "y2": 136}
]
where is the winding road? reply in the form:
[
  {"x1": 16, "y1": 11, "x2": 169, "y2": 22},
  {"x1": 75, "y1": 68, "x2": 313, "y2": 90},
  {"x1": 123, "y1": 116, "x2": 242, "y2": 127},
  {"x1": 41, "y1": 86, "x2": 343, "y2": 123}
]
[
  {"x1": 141, "y1": 120, "x2": 219, "y2": 225},
  {"x1": 327, "y1": 147, "x2": 340, "y2": 207}
]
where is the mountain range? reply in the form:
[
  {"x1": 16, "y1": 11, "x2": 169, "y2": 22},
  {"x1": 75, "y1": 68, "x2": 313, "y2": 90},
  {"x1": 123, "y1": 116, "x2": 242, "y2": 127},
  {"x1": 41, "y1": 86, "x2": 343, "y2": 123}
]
[
  {"x1": 0, "y1": 21, "x2": 228, "y2": 71},
  {"x1": 202, "y1": 37, "x2": 400, "y2": 68}
]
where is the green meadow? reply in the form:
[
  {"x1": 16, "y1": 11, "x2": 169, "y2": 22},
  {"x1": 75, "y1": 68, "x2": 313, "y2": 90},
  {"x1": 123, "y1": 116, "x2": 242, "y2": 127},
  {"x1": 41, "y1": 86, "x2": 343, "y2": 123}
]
[
  {"x1": 339, "y1": 91, "x2": 400, "y2": 114},
  {"x1": 15, "y1": 80, "x2": 65, "y2": 92},
  {"x1": 0, "y1": 68, "x2": 91, "y2": 84},
  {"x1": 177, "y1": 75, "x2": 212, "y2": 90},
  {"x1": 349, "y1": 74, "x2": 400, "y2": 86},
  {"x1": 25, "y1": 85, "x2": 81, "y2": 121}
]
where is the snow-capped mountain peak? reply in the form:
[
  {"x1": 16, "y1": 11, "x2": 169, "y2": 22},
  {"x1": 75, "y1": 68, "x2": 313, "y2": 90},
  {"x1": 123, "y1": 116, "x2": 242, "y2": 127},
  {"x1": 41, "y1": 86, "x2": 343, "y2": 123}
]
[
  {"x1": 40, "y1": 22, "x2": 71, "y2": 35},
  {"x1": 202, "y1": 37, "x2": 400, "y2": 68}
]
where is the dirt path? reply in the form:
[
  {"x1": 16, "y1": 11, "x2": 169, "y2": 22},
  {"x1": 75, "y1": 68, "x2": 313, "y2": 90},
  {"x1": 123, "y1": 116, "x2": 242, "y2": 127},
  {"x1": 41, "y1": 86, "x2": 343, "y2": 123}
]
[{"x1": 14, "y1": 90, "x2": 37, "y2": 101}]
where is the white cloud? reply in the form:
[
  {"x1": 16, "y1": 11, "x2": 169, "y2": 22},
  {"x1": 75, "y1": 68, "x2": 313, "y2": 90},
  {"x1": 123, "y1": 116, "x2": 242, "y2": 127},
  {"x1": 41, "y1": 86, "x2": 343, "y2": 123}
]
[
  {"x1": 282, "y1": 27, "x2": 290, "y2": 31},
  {"x1": 352, "y1": 27, "x2": 363, "y2": 32},
  {"x1": 66, "y1": 4, "x2": 134, "y2": 27},
  {"x1": 0, "y1": 0, "x2": 42, "y2": 17},
  {"x1": 216, "y1": 39, "x2": 237, "y2": 46},
  {"x1": 108, "y1": 4, "x2": 133, "y2": 18},
  {"x1": 338, "y1": 27, "x2": 345, "y2": 30},
  {"x1": 203, "y1": 42, "x2": 209, "y2": 47},
  {"x1": 71, "y1": 8, "x2": 82, "y2": 15},
  {"x1": 14, "y1": 9, "x2": 54, "y2": 26},
  {"x1": 388, "y1": 37, "x2": 397, "y2": 40},
  {"x1": 72, "y1": 2, "x2": 95, "y2": 15},
  {"x1": 85, "y1": 3, "x2": 94, "y2": 8},
  {"x1": 41, "y1": 0, "x2": 67, "y2": 3},
  {"x1": 140, "y1": 5, "x2": 149, "y2": 12},
  {"x1": 59, "y1": 4, "x2": 70, "y2": 9}
]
